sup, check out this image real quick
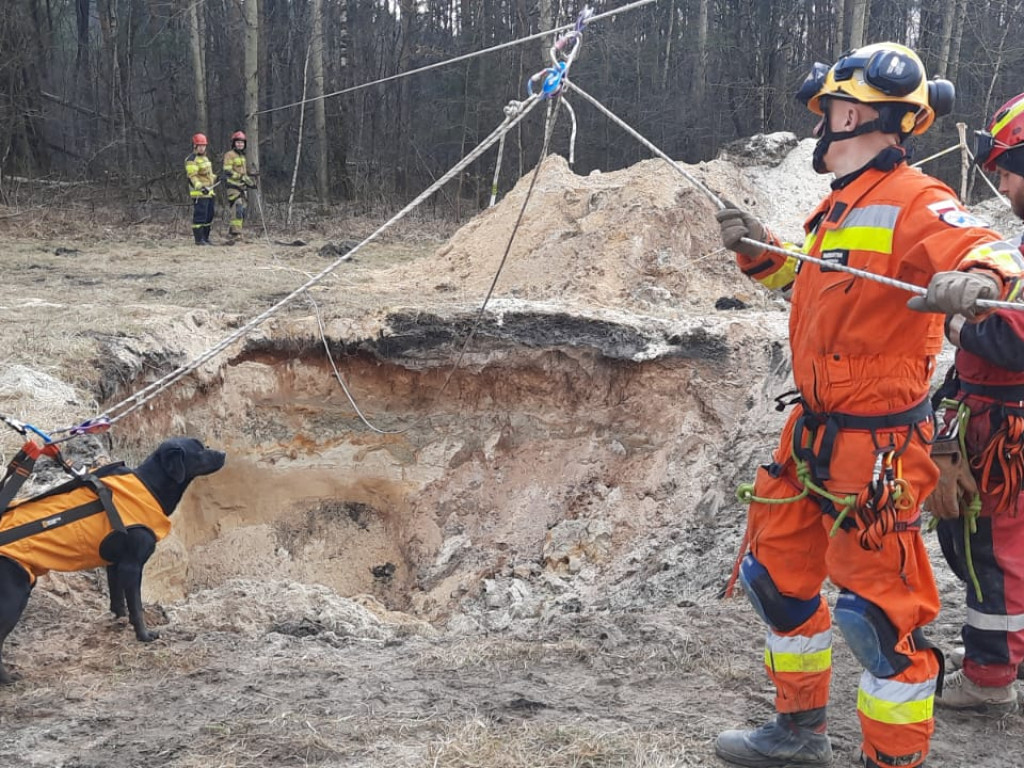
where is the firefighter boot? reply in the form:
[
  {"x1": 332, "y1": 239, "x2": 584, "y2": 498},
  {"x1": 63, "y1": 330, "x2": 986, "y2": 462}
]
[
  {"x1": 201, "y1": 225, "x2": 213, "y2": 245},
  {"x1": 947, "y1": 646, "x2": 1024, "y2": 681},
  {"x1": 935, "y1": 669, "x2": 1019, "y2": 714},
  {"x1": 193, "y1": 228, "x2": 204, "y2": 245},
  {"x1": 715, "y1": 708, "x2": 832, "y2": 767}
]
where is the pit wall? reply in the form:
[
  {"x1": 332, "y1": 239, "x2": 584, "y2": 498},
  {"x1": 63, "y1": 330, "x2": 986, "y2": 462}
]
[{"x1": 123, "y1": 333, "x2": 786, "y2": 621}]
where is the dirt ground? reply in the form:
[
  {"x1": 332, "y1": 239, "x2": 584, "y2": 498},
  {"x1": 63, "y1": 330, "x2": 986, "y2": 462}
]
[{"x1": 0, "y1": 141, "x2": 1021, "y2": 767}]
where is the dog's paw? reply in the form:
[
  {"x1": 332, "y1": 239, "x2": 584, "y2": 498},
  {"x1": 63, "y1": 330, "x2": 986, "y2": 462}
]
[
  {"x1": 0, "y1": 666, "x2": 20, "y2": 685},
  {"x1": 136, "y1": 629, "x2": 160, "y2": 642}
]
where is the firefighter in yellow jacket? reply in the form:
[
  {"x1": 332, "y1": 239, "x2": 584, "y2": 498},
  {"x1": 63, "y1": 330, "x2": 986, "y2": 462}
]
[
  {"x1": 185, "y1": 133, "x2": 216, "y2": 246},
  {"x1": 223, "y1": 130, "x2": 257, "y2": 241}
]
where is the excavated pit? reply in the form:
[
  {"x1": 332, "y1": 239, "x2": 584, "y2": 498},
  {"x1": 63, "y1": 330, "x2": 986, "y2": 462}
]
[{"x1": 107, "y1": 306, "x2": 789, "y2": 624}]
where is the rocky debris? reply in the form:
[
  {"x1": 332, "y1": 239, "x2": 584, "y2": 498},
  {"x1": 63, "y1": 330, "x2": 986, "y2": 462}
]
[{"x1": 718, "y1": 131, "x2": 800, "y2": 168}]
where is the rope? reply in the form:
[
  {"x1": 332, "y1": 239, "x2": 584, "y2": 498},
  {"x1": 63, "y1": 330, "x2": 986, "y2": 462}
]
[
  {"x1": 911, "y1": 142, "x2": 961, "y2": 168},
  {"x1": 569, "y1": 80, "x2": 1024, "y2": 312},
  {"x1": 243, "y1": 8, "x2": 586, "y2": 436},
  {"x1": 255, "y1": 0, "x2": 656, "y2": 117},
  {"x1": 567, "y1": 81, "x2": 725, "y2": 210},
  {"x1": 56, "y1": 95, "x2": 542, "y2": 432},
  {"x1": 312, "y1": 100, "x2": 562, "y2": 436}
]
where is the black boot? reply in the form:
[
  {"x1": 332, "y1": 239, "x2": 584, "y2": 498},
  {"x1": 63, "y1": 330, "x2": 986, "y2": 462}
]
[
  {"x1": 715, "y1": 708, "x2": 832, "y2": 767},
  {"x1": 193, "y1": 229, "x2": 204, "y2": 245}
]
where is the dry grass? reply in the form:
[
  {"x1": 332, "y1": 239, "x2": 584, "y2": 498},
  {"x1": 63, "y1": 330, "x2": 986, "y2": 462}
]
[{"x1": 425, "y1": 719, "x2": 695, "y2": 767}]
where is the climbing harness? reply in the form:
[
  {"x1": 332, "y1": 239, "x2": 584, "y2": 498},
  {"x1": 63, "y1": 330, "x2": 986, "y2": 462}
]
[{"x1": 734, "y1": 397, "x2": 927, "y2": 554}]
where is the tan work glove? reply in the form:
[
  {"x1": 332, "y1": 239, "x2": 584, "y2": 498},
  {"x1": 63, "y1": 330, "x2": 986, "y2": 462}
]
[
  {"x1": 907, "y1": 271, "x2": 1000, "y2": 319},
  {"x1": 715, "y1": 204, "x2": 766, "y2": 259},
  {"x1": 925, "y1": 451, "x2": 980, "y2": 520}
]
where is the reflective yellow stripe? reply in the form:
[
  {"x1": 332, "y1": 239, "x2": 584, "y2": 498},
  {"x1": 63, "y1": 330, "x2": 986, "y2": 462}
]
[
  {"x1": 758, "y1": 256, "x2": 799, "y2": 291},
  {"x1": 993, "y1": 97, "x2": 1024, "y2": 136},
  {"x1": 820, "y1": 226, "x2": 893, "y2": 255},
  {"x1": 857, "y1": 672, "x2": 935, "y2": 725},
  {"x1": 764, "y1": 629, "x2": 832, "y2": 673},
  {"x1": 963, "y1": 240, "x2": 1024, "y2": 273},
  {"x1": 765, "y1": 647, "x2": 832, "y2": 673}
]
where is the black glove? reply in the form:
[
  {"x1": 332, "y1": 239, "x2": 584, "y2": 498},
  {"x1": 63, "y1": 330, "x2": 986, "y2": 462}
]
[
  {"x1": 715, "y1": 203, "x2": 766, "y2": 258},
  {"x1": 907, "y1": 271, "x2": 1000, "y2": 319},
  {"x1": 200, "y1": 186, "x2": 211, "y2": 195}
]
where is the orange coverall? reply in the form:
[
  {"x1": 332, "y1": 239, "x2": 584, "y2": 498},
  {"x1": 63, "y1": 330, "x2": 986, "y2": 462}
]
[
  {"x1": 0, "y1": 473, "x2": 170, "y2": 583},
  {"x1": 737, "y1": 157, "x2": 1023, "y2": 768}
]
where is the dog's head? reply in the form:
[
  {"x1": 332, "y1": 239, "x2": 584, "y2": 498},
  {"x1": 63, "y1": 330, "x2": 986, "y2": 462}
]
[
  {"x1": 155, "y1": 437, "x2": 227, "y2": 483},
  {"x1": 137, "y1": 437, "x2": 226, "y2": 515}
]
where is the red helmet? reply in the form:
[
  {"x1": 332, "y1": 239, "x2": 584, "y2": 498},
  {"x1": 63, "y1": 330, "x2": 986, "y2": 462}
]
[
  {"x1": 231, "y1": 131, "x2": 246, "y2": 142},
  {"x1": 976, "y1": 93, "x2": 1024, "y2": 173},
  {"x1": 192, "y1": 133, "x2": 208, "y2": 146}
]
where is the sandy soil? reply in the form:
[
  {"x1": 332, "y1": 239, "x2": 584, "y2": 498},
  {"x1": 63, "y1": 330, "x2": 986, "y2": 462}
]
[{"x1": 0, "y1": 139, "x2": 1020, "y2": 768}]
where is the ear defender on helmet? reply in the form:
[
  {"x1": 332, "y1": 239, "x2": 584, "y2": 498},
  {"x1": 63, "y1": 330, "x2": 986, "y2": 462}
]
[{"x1": 928, "y1": 79, "x2": 956, "y2": 119}]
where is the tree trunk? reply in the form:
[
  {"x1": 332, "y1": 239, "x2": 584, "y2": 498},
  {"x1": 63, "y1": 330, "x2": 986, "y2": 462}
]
[
  {"x1": 833, "y1": 0, "x2": 846, "y2": 57},
  {"x1": 848, "y1": 0, "x2": 869, "y2": 49},
  {"x1": 310, "y1": 0, "x2": 328, "y2": 202},
  {"x1": 188, "y1": 0, "x2": 208, "y2": 131},
  {"x1": 288, "y1": 41, "x2": 311, "y2": 227},
  {"x1": 661, "y1": 0, "x2": 676, "y2": 91},
  {"x1": 538, "y1": 0, "x2": 553, "y2": 61},
  {"x1": 947, "y1": 0, "x2": 969, "y2": 84},
  {"x1": 694, "y1": 0, "x2": 708, "y2": 102},
  {"x1": 935, "y1": 0, "x2": 957, "y2": 78},
  {"x1": 244, "y1": 0, "x2": 261, "y2": 174}
]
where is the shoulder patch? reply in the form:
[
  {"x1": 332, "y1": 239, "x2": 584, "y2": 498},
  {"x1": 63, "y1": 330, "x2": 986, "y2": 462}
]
[
  {"x1": 927, "y1": 199, "x2": 961, "y2": 216},
  {"x1": 939, "y1": 210, "x2": 990, "y2": 229}
]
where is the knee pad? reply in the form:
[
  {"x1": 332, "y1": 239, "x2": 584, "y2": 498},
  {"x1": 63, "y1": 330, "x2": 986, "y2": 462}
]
[
  {"x1": 738, "y1": 554, "x2": 821, "y2": 633},
  {"x1": 833, "y1": 591, "x2": 912, "y2": 678}
]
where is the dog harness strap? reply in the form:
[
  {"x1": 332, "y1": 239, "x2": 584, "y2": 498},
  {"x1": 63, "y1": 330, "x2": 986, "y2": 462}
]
[
  {"x1": 0, "y1": 499, "x2": 105, "y2": 546},
  {"x1": 79, "y1": 474, "x2": 127, "y2": 534},
  {"x1": 0, "y1": 442, "x2": 45, "y2": 517}
]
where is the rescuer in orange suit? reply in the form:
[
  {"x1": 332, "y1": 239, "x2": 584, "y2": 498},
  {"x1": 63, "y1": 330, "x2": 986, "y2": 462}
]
[{"x1": 713, "y1": 43, "x2": 1024, "y2": 768}]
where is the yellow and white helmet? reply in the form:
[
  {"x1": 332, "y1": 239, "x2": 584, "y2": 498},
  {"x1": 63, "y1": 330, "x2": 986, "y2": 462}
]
[{"x1": 795, "y1": 43, "x2": 954, "y2": 136}]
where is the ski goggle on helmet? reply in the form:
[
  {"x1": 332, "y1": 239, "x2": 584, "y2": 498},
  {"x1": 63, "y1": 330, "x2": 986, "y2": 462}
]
[
  {"x1": 795, "y1": 43, "x2": 954, "y2": 136},
  {"x1": 975, "y1": 93, "x2": 1024, "y2": 174}
]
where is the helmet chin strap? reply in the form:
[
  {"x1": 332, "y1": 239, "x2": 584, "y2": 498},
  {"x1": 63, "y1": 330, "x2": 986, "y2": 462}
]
[
  {"x1": 813, "y1": 99, "x2": 917, "y2": 174},
  {"x1": 812, "y1": 114, "x2": 884, "y2": 174}
]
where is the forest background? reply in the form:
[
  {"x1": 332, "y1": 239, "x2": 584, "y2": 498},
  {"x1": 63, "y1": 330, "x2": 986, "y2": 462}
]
[{"x1": 0, "y1": 0, "x2": 1019, "y2": 218}]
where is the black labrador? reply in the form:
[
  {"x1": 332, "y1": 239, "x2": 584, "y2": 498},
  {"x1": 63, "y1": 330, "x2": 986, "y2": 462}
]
[{"x1": 0, "y1": 437, "x2": 225, "y2": 683}]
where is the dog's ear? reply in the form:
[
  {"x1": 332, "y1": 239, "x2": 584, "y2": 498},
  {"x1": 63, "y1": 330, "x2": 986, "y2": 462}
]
[{"x1": 160, "y1": 445, "x2": 188, "y2": 484}]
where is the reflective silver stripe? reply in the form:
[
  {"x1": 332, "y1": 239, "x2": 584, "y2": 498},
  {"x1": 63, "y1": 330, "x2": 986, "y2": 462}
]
[
  {"x1": 766, "y1": 629, "x2": 832, "y2": 654},
  {"x1": 966, "y1": 606, "x2": 1024, "y2": 633},
  {"x1": 859, "y1": 671, "x2": 936, "y2": 703},
  {"x1": 839, "y1": 204, "x2": 901, "y2": 230}
]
